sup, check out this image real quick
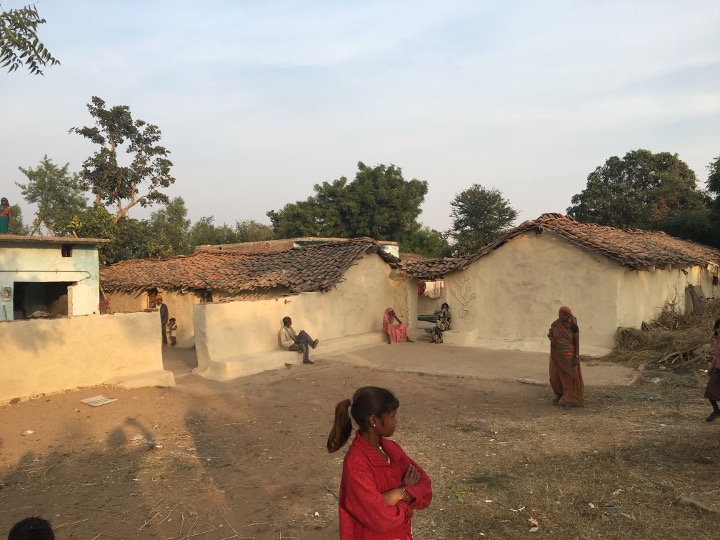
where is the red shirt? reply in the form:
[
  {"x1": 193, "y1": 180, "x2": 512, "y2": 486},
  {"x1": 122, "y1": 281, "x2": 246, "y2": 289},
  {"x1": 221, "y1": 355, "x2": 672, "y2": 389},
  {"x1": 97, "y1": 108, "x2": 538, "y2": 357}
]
[{"x1": 339, "y1": 433, "x2": 432, "y2": 539}]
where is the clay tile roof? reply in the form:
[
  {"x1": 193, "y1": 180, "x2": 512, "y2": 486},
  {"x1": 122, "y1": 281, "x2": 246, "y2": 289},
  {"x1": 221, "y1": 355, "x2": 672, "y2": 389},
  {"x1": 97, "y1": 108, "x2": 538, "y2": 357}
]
[
  {"x1": 100, "y1": 238, "x2": 400, "y2": 295},
  {"x1": 400, "y1": 213, "x2": 720, "y2": 279}
]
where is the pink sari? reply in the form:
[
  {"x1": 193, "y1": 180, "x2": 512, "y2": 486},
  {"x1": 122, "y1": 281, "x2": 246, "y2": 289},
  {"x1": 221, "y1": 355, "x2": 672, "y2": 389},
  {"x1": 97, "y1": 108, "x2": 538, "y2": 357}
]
[{"x1": 382, "y1": 307, "x2": 409, "y2": 343}]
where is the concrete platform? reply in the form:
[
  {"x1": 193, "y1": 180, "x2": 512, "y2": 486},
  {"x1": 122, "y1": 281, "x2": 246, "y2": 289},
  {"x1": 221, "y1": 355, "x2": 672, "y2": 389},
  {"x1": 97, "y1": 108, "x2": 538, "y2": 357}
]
[{"x1": 163, "y1": 331, "x2": 639, "y2": 387}]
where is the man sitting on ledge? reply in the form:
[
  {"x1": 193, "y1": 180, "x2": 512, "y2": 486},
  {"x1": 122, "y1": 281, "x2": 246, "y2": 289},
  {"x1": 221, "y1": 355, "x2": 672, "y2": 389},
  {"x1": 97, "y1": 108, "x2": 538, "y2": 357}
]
[{"x1": 279, "y1": 316, "x2": 319, "y2": 365}]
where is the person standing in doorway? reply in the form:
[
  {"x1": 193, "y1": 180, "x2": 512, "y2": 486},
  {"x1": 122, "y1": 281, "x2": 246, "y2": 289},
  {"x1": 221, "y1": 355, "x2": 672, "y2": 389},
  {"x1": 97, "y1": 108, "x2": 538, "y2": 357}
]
[{"x1": 157, "y1": 294, "x2": 169, "y2": 346}]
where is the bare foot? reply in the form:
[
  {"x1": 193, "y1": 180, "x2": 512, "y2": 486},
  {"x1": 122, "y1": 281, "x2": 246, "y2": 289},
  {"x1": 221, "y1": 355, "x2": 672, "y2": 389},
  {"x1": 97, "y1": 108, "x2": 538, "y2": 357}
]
[{"x1": 552, "y1": 395, "x2": 561, "y2": 406}]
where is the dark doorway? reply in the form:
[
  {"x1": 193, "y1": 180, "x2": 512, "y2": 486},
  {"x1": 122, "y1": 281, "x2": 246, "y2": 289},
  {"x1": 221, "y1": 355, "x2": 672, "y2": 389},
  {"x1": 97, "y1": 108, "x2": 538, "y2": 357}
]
[{"x1": 13, "y1": 282, "x2": 74, "y2": 319}]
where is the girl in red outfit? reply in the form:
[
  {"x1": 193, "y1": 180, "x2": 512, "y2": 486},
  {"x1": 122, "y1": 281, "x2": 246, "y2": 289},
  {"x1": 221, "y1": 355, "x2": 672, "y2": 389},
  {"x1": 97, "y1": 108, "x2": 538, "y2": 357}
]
[{"x1": 327, "y1": 386, "x2": 432, "y2": 539}]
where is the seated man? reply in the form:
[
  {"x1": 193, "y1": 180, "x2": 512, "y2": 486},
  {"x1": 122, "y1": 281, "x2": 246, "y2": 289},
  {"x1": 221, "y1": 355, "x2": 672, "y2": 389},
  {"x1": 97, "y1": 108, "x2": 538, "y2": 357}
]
[{"x1": 279, "y1": 316, "x2": 319, "y2": 365}]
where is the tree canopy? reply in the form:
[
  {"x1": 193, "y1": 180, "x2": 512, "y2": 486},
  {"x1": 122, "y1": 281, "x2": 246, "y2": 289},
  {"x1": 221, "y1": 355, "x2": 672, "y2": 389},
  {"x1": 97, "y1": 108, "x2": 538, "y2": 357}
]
[
  {"x1": 0, "y1": 3, "x2": 59, "y2": 75},
  {"x1": 17, "y1": 156, "x2": 88, "y2": 235},
  {"x1": 267, "y1": 162, "x2": 428, "y2": 242},
  {"x1": 448, "y1": 184, "x2": 518, "y2": 255},
  {"x1": 70, "y1": 96, "x2": 175, "y2": 222},
  {"x1": 567, "y1": 149, "x2": 712, "y2": 243}
]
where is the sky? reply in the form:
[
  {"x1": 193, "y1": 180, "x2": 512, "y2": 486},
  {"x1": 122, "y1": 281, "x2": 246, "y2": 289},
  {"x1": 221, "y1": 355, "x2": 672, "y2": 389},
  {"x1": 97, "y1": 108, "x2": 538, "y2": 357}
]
[{"x1": 2, "y1": 0, "x2": 720, "y2": 234}]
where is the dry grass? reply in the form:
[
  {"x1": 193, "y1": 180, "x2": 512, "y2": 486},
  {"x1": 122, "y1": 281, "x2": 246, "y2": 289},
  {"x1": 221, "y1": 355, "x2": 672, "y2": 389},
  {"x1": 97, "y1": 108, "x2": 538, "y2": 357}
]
[{"x1": 604, "y1": 299, "x2": 720, "y2": 369}]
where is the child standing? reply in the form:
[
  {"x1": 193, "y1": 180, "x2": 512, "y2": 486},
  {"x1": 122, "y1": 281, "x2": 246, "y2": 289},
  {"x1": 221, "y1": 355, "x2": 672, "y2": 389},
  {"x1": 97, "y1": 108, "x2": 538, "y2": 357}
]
[
  {"x1": 326, "y1": 386, "x2": 432, "y2": 539},
  {"x1": 705, "y1": 319, "x2": 720, "y2": 421},
  {"x1": 168, "y1": 318, "x2": 178, "y2": 347}
]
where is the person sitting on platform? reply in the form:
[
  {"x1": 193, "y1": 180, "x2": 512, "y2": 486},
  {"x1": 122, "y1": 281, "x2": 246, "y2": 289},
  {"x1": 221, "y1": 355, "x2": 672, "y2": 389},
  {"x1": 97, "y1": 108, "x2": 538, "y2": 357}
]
[{"x1": 279, "y1": 316, "x2": 319, "y2": 365}]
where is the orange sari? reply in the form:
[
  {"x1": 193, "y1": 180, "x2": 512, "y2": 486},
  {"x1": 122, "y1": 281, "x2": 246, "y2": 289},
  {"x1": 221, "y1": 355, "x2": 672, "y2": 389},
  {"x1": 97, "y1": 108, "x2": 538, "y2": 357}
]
[{"x1": 548, "y1": 307, "x2": 584, "y2": 407}]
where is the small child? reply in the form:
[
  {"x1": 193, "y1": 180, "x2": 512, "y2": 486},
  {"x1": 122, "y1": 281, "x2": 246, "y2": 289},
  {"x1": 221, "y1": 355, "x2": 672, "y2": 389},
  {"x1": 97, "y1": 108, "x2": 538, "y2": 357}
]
[{"x1": 167, "y1": 317, "x2": 178, "y2": 347}]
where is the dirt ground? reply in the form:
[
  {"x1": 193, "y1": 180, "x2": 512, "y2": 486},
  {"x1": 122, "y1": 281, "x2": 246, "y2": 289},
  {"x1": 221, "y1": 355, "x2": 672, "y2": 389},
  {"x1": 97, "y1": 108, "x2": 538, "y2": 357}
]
[{"x1": 2, "y1": 341, "x2": 720, "y2": 539}]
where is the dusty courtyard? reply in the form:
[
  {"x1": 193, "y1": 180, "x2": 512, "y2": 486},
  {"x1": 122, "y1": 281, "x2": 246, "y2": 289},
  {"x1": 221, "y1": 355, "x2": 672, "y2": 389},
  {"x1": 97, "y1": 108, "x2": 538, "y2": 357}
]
[{"x1": 2, "y1": 341, "x2": 720, "y2": 539}]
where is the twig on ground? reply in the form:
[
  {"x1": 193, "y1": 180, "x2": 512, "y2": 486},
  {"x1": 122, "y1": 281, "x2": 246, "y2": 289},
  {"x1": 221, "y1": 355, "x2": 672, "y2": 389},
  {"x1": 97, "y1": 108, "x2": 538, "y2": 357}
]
[
  {"x1": 157, "y1": 503, "x2": 181, "y2": 525},
  {"x1": 323, "y1": 484, "x2": 339, "y2": 500},
  {"x1": 54, "y1": 518, "x2": 89, "y2": 529}
]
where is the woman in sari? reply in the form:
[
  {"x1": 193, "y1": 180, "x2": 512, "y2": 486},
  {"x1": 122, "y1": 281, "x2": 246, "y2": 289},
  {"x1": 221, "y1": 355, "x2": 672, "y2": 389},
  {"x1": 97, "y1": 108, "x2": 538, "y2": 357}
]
[
  {"x1": 547, "y1": 306, "x2": 584, "y2": 407},
  {"x1": 0, "y1": 197, "x2": 12, "y2": 234},
  {"x1": 382, "y1": 307, "x2": 413, "y2": 344}
]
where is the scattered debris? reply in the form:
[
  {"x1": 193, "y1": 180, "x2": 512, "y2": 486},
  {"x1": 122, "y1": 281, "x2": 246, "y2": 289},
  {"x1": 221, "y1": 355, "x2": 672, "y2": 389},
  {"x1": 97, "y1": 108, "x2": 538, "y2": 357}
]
[
  {"x1": 80, "y1": 395, "x2": 117, "y2": 407},
  {"x1": 674, "y1": 496, "x2": 717, "y2": 513},
  {"x1": 21, "y1": 430, "x2": 34, "y2": 436}
]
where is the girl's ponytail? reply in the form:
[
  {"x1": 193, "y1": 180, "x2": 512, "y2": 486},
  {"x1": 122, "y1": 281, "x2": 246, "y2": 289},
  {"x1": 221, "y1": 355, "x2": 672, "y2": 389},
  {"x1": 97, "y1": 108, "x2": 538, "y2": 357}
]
[{"x1": 327, "y1": 398, "x2": 353, "y2": 452}]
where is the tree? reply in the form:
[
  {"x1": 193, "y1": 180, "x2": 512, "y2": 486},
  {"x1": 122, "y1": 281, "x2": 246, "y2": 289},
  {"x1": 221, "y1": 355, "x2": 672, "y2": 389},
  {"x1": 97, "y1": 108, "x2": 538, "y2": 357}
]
[
  {"x1": 234, "y1": 219, "x2": 274, "y2": 243},
  {"x1": 17, "y1": 156, "x2": 88, "y2": 235},
  {"x1": 8, "y1": 203, "x2": 27, "y2": 235},
  {"x1": 148, "y1": 197, "x2": 191, "y2": 257},
  {"x1": 188, "y1": 217, "x2": 274, "y2": 248},
  {"x1": 70, "y1": 96, "x2": 175, "y2": 223},
  {"x1": 0, "y1": 3, "x2": 59, "y2": 75},
  {"x1": 68, "y1": 204, "x2": 155, "y2": 266},
  {"x1": 267, "y1": 162, "x2": 428, "y2": 240},
  {"x1": 448, "y1": 184, "x2": 518, "y2": 255},
  {"x1": 567, "y1": 150, "x2": 707, "y2": 233},
  {"x1": 708, "y1": 154, "x2": 720, "y2": 197},
  {"x1": 398, "y1": 226, "x2": 451, "y2": 258}
]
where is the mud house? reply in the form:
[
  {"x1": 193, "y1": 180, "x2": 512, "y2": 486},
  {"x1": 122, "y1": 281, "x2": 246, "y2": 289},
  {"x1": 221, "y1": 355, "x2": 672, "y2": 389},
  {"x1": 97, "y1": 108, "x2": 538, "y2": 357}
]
[
  {"x1": 400, "y1": 214, "x2": 720, "y2": 355},
  {"x1": 100, "y1": 238, "x2": 416, "y2": 379},
  {"x1": 0, "y1": 234, "x2": 108, "y2": 320},
  {"x1": 0, "y1": 235, "x2": 173, "y2": 403}
]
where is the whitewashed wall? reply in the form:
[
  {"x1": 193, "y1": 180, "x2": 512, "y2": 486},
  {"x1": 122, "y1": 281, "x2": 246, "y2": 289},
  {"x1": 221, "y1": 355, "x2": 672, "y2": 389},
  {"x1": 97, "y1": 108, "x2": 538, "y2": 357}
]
[
  {"x1": 0, "y1": 244, "x2": 101, "y2": 320},
  {"x1": 0, "y1": 312, "x2": 174, "y2": 404},
  {"x1": 106, "y1": 289, "x2": 201, "y2": 348},
  {"x1": 443, "y1": 232, "x2": 715, "y2": 356},
  {"x1": 193, "y1": 254, "x2": 416, "y2": 376}
]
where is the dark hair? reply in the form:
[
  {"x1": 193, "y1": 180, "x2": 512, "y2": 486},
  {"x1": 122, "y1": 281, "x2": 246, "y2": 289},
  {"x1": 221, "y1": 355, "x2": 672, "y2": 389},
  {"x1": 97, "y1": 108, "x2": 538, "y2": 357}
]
[
  {"x1": 8, "y1": 517, "x2": 55, "y2": 540},
  {"x1": 326, "y1": 386, "x2": 399, "y2": 452},
  {"x1": 441, "y1": 303, "x2": 449, "y2": 310},
  {"x1": 282, "y1": 316, "x2": 291, "y2": 326},
  {"x1": 714, "y1": 319, "x2": 720, "y2": 336}
]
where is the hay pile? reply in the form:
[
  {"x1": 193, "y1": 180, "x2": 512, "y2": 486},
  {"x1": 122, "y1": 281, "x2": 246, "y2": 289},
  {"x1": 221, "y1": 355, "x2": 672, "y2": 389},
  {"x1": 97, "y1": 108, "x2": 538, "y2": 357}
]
[{"x1": 604, "y1": 299, "x2": 720, "y2": 368}]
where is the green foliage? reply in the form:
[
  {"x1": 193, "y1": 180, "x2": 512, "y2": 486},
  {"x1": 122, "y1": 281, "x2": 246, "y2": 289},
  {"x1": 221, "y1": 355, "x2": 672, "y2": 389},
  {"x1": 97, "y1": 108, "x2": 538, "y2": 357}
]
[
  {"x1": 148, "y1": 197, "x2": 191, "y2": 256},
  {"x1": 567, "y1": 150, "x2": 710, "y2": 239},
  {"x1": 70, "y1": 96, "x2": 175, "y2": 222},
  {"x1": 68, "y1": 204, "x2": 155, "y2": 266},
  {"x1": 708, "y1": 155, "x2": 720, "y2": 197},
  {"x1": 234, "y1": 219, "x2": 275, "y2": 243},
  {"x1": 8, "y1": 203, "x2": 27, "y2": 235},
  {"x1": 449, "y1": 184, "x2": 518, "y2": 255},
  {"x1": 0, "y1": 3, "x2": 59, "y2": 75},
  {"x1": 188, "y1": 217, "x2": 274, "y2": 248},
  {"x1": 399, "y1": 226, "x2": 451, "y2": 258},
  {"x1": 267, "y1": 162, "x2": 428, "y2": 241},
  {"x1": 17, "y1": 155, "x2": 88, "y2": 235}
]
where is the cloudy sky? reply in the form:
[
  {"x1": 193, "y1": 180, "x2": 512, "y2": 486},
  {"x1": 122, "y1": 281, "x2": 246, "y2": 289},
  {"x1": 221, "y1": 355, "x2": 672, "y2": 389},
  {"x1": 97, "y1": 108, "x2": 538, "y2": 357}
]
[{"x1": 2, "y1": 0, "x2": 719, "y2": 233}]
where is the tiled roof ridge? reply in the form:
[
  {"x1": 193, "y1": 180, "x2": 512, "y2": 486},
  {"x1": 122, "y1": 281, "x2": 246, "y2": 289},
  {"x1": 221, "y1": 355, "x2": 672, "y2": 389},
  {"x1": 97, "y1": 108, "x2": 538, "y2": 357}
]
[
  {"x1": 100, "y1": 237, "x2": 399, "y2": 294},
  {"x1": 398, "y1": 213, "x2": 720, "y2": 279}
]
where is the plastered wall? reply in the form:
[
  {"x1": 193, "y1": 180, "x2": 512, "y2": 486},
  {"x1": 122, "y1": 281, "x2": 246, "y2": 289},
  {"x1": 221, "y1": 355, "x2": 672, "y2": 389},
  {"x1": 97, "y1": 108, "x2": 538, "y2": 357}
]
[
  {"x1": 444, "y1": 232, "x2": 714, "y2": 356},
  {"x1": 0, "y1": 244, "x2": 101, "y2": 320},
  {"x1": 106, "y1": 289, "x2": 201, "y2": 348},
  {"x1": 193, "y1": 254, "x2": 416, "y2": 368},
  {"x1": 0, "y1": 312, "x2": 174, "y2": 404}
]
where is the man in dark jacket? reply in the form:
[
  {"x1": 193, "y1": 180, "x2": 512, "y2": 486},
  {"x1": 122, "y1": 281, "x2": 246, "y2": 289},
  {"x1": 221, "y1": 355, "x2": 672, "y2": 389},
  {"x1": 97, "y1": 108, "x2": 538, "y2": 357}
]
[{"x1": 157, "y1": 294, "x2": 169, "y2": 346}]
